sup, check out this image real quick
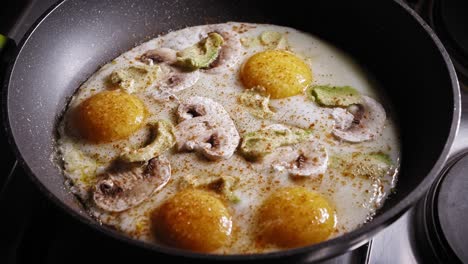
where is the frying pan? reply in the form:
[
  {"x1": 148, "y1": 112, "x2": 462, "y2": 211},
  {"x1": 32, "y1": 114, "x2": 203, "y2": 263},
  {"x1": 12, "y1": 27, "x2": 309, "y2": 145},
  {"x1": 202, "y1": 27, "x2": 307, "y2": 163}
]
[{"x1": 2, "y1": 0, "x2": 461, "y2": 262}]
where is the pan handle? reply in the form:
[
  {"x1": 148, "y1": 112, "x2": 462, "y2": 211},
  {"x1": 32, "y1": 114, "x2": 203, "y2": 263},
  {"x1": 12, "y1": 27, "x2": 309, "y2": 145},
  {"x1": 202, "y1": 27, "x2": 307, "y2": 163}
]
[
  {"x1": 0, "y1": 34, "x2": 14, "y2": 58},
  {"x1": 0, "y1": 34, "x2": 6, "y2": 51},
  {"x1": 0, "y1": 34, "x2": 17, "y2": 192},
  {"x1": 0, "y1": 34, "x2": 16, "y2": 65},
  {"x1": 0, "y1": 33, "x2": 17, "y2": 76}
]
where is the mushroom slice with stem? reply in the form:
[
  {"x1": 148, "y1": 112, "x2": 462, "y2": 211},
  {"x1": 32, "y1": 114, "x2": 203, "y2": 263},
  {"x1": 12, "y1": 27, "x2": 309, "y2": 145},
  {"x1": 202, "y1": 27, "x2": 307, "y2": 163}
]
[
  {"x1": 154, "y1": 65, "x2": 200, "y2": 98},
  {"x1": 175, "y1": 116, "x2": 240, "y2": 161},
  {"x1": 176, "y1": 96, "x2": 227, "y2": 122},
  {"x1": 174, "y1": 96, "x2": 240, "y2": 161},
  {"x1": 139, "y1": 48, "x2": 178, "y2": 65},
  {"x1": 265, "y1": 141, "x2": 328, "y2": 177},
  {"x1": 332, "y1": 96, "x2": 386, "y2": 142},
  {"x1": 331, "y1": 107, "x2": 355, "y2": 130},
  {"x1": 139, "y1": 48, "x2": 200, "y2": 100},
  {"x1": 93, "y1": 156, "x2": 171, "y2": 212}
]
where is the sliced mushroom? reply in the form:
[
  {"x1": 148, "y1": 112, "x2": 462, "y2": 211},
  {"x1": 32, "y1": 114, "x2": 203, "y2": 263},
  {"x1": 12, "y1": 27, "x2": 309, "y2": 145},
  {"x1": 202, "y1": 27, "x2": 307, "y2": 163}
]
[
  {"x1": 160, "y1": 65, "x2": 200, "y2": 92},
  {"x1": 331, "y1": 107, "x2": 354, "y2": 130},
  {"x1": 93, "y1": 156, "x2": 171, "y2": 212},
  {"x1": 139, "y1": 48, "x2": 177, "y2": 65},
  {"x1": 265, "y1": 141, "x2": 328, "y2": 177},
  {"x1": 177, "y1": 102, "x2": 207, "y2": 122},
  {"x1": 175, "y1": 116, "x2": 240, "y2": 161},
  {"x1": 175, "y1": 117, "x2": 216, "y2": 150},
  {"x1": 332, "y1": 96, "x2": 386, "y2": 142},
  {"x1": 120, "y1": 120, "x2": 176, "y2": 163},
  {"x1": 201, "y1": 27, "x2": 242, "y2": 74},
  {"x1": 139, "y1": 48, "x2": 200, "y2": 100},
  {"x1": 175, "y1": 97, "x2": 240, "y2": 161},
  {"x1": 176, "y1": 96, "x2": 227, "y2": 122}
]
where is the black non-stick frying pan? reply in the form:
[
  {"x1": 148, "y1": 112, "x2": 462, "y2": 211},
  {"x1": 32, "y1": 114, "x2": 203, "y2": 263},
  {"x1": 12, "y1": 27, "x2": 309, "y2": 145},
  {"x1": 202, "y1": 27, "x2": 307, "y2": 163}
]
[{"x1": 2, "y1": 0, "x2": 461, "y2": 262}]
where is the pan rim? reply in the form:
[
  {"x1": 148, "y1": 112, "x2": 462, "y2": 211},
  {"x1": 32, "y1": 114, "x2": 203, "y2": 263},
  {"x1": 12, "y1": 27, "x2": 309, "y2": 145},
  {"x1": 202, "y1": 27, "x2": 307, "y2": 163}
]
[{"x1": 2, "y1": 0, "x2": 461, "y2": 261}]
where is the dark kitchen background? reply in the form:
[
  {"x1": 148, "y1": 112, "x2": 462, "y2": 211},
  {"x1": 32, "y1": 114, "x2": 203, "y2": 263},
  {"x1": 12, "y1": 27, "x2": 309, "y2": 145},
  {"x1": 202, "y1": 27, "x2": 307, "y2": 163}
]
[{"x1": 1, "y1": 0, "x2": 467, "y2": 263}]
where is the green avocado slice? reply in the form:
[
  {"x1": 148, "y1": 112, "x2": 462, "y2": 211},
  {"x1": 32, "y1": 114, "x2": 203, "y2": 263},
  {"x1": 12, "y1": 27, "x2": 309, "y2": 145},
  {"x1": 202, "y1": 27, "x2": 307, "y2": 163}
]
[
  {"x1": 309, "y1": 85, "x2": 362, "y2": 107},
  {"x1": 240, "y1": 126, "x2": 312, "y2": 161},
  {"x1": 330, "y1": 152, "x2": 393, "y2": 179},
  {"x1": 109, "y1": 65, "x2": 158, "y2": 94},
  {"x1": 238, "y1": 89, "x2": 275, "y2": 119},
  {"x1": 120, "y1": 120, "x2": 176, "y2": 163},
  {"x1": 176, "y1": 32, "x2": 225, "y2": 70}
]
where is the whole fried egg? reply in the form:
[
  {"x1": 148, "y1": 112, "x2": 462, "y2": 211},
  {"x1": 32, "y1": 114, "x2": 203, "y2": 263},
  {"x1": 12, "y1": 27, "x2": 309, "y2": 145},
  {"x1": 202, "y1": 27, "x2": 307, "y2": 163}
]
[{"x1": 57, "y1": 22, "x2": 400, "y2": 254}]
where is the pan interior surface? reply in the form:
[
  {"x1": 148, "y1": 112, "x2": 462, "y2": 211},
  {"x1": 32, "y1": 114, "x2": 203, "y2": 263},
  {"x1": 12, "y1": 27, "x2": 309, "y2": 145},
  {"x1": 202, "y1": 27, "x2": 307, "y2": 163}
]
[{"x1": 4, "y1": 0, "x2": 458, "y2": 262}]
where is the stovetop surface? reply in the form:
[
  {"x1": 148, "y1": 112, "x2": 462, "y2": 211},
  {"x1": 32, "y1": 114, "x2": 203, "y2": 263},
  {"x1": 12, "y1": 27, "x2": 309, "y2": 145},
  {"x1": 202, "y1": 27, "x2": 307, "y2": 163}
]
[{"x1": 1, "y1": 0, "x2": 467, "y2": 263}]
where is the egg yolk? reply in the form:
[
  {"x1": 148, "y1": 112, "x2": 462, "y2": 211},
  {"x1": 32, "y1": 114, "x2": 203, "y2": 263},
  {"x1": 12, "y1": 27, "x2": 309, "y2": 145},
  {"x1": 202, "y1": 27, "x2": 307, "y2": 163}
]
[
  {"x1": 257, "y1": 186, "x2": 336, "y2": 248},
  {"x1": 152, "y1": 189, "x2": 233, "y2": 252},
  {"x1": 74, "y1": 91, "x2": 146, "y2": 143},
  {"x1": 240, "y1": 50, "x2": 312, "y2": 99}
]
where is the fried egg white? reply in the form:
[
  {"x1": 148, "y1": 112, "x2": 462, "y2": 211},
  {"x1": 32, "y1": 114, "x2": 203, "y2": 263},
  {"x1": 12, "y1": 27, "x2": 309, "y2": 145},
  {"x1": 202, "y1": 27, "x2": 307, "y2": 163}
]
[{"x1": 57, "y1": 22, "x2": 400, "y2": 254}]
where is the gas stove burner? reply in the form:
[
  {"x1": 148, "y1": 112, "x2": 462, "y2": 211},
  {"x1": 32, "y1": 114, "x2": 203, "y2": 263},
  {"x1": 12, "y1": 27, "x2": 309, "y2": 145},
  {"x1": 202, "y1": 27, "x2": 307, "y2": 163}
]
[
  {"x1": 430, "y1": 0, "x2": 468, "y2": 84},
  {"x1": 413, "y1": 152, "x2": 468, "y2": 263},
  {"x1": 403, "y1": 0, "x2": 468, "y2": 85}
]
